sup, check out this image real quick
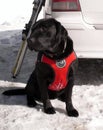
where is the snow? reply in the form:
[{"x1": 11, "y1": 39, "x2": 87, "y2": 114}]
[
  {"x1": 0, "y1": 2, "x2": 103, "y2": 129},
  {"x1": 0, "y1": 0, "x2": 43, "y2": 31},
  {"x1": 0, "y1": 0, "x2": 32, "y2": 31},
  {"x1": 0, "y1": 80, "x2": 103, "y2": 130}
]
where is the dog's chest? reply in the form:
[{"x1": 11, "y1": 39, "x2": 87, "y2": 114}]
[{"x1": 39, "y1": 52, "x2": 76, "y2": 91}]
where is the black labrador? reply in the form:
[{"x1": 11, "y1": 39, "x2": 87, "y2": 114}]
[{"x1": 3, "y1": 18, "x2": 79, "y2": 117}]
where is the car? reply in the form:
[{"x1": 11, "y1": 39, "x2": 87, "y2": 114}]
[{"x1": 43, "y1": 0, "x2": 103, "y2": 58}]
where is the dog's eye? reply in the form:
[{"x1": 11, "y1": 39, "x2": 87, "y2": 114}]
[{"x1": 40, "y1": 27, "x2": 47, "y2": 32}]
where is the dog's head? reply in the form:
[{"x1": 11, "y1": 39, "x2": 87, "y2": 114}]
[{"x1": 27, "y1": 18, "x2": 70, "y2": 57}]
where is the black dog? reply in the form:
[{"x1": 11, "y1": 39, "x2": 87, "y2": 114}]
[{"x1": 3, "y1": 18, "x2": 79, "y2": 117}]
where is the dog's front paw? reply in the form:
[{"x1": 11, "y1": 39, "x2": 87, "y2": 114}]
[
  {"x1": 44, "y1": 107, "x2": 56, "y2": 114},
  {"x1": 67, "y1": 109, "x2": 79, "y2": 117}
]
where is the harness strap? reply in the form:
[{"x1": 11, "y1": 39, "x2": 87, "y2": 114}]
[{"x1": 41, "y1": 51, "x2": 77, "y2": 91}]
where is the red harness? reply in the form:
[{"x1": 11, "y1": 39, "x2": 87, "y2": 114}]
[{"x1": 41, "y1": 51, "x2": 77, "y2": 91}]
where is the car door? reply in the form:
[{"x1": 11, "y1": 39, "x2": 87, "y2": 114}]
[
  {"x1": 79, "y1": 0, "x2": 103, "y2": 29},
  {"x1": 78, "y1": 0, "x2": 103, "y2": 58}
]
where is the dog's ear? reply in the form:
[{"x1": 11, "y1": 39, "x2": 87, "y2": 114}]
[
  {"x1": 31, "y1": 20, "x2": 41, "y2": 32},
  {"x1": 55, "y1": 21, "x2": 62, "y2": 44},
  {"x1": 61, "y1": 25, "x2": 68, "y2": 41},
  {"x1": 55, "y1": 20, "x2": 68, "y2": 44}
]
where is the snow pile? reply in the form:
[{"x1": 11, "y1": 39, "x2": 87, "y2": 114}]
[
  {"x1": 0, "y1": 80, "x2": 103, "y2": 130},
  {"x1": 0, "y1": 0, "x2": 43, "y2": 31},
  {"x1": 0, "y1": 17, "x2": 29, "y2": 31}
]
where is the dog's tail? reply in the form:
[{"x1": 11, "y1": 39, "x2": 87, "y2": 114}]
[{"x1": 2, "y1": 89, "x2": 26, "y2": 96}]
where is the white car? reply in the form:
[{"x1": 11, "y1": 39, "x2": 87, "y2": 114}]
[{"x1": 43, "y1": 0, "x2": 103, "y2": 58}]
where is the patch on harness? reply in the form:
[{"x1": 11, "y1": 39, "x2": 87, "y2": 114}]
[{"x1": 56, "y1": 59, "x2": 66, "y2": 68}]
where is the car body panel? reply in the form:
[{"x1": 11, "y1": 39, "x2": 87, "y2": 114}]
[{"x1": 43, "y1": 0, "x2": 103, "y2": 58}]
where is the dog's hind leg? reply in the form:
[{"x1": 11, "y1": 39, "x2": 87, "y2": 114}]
[
  {"x1": 25, "y1": 70, "x2": 39, "y2": 107},
  {"x1": 27, "y1": 95, "x2": 37, "y2": 107}
]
